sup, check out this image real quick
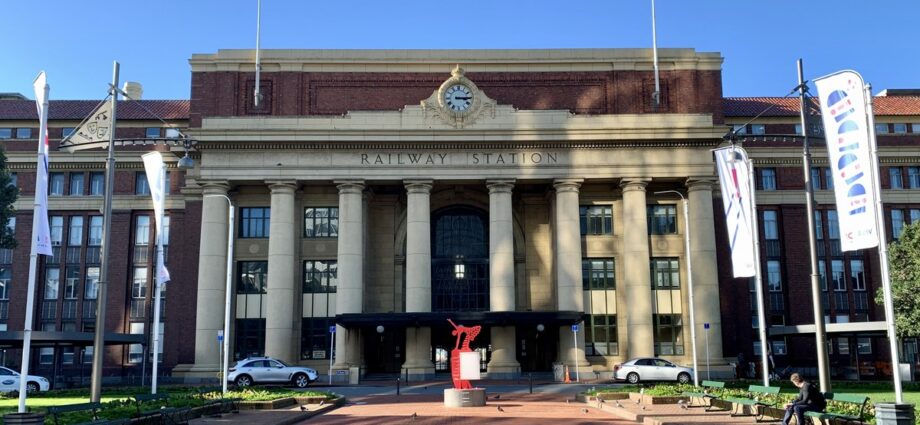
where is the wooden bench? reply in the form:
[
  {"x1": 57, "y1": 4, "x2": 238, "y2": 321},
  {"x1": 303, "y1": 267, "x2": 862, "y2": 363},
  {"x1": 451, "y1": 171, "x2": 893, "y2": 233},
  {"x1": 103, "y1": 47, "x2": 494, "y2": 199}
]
[
  {"x1": 48, "y1": 402, "x2": 129, "y2": 425},
  {"x1": 722, "y1": 384, "x2": 782, "y2": 422},
  {"x1": 195, "y1": 387, "x2": 241, "y2": 416},
  {"x1": 133, "y1": 393, "x2": 190, "y2": 425},
  {"x1": 804, "y1": 393, "x2": 870, "y2": 425},
  {"x1": 680, "y1": 380, "x2": 725, "y2": 408}
]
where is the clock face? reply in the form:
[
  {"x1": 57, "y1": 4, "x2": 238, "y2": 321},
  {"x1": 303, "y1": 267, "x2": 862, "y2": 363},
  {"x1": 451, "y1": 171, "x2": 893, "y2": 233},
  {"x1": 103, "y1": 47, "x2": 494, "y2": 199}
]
[{"x1": 443, "y1": 84, "x2": 473, "y2": 112}]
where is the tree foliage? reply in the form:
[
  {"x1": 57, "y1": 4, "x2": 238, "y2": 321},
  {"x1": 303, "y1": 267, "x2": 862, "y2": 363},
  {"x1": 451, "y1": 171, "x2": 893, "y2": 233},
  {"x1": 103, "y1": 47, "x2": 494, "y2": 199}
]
[
  {"x1": 877, "y1": 221, "x2": 920, "y2": 338},
  {"x1": 0, "y1": 146, "x2": 17, "y2": 249}
]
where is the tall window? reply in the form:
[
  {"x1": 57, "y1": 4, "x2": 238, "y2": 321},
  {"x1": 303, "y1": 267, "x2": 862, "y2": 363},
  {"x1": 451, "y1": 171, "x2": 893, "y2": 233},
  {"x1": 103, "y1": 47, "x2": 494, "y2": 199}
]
[
  {"x1": 238, "y1": 261, "x2": 268, "y2": 294},
  {"x1": 760, "y1": 168, "x2": 777, "y2": 191},
  {"x1": 128, "y1": 322, "x2": 144, "y2": 363},
  {"x1": 135, "y1": 172, "x2": 149, "y2": 195},
  {"x1": 890, "y1": 168, "x2": 904, "y2": 189},
  {"x1": 824, "y1": 167, "x2": 834, "y2": 190},
  {"x1": 68, "y1": 216, "x2": 84, "y2": 246},
  {"x1": 648, "y1": 205, "x2": 677, "y2": 235},
  {"x1": 89, "y1": 172, "x2": 105, "y2": 195},
  {"x1": 892, "y1": 210, "x2": 905, "y2": 239},
  {"x1": 0, "y1": 267, "x2": 10, "y2": 300},
  {"x1": 894, "y1": 123, "x2": 909, "y2": 134},
  {"x1": 50, "y1": 216, "x2": 64, "y2": 246},
  {"x1": 763, "y1": 211, "x2": 779, "y2": 257},
  {"x1": 135, "y1": 216, "x2": 150, "y2": 246},
  {"x1": 15, "y1": 128, "x2": 30, "y2": 139},
  {"x1": 850, "y1": 259, "x2": 866, "y2": 291},
  {"x1": 131, "y1": 267, "x2": 148, "y2": 299},
  {"x1": 827, "y1": 210, "x2": 840, "y2": 240},
  {"x1": 810, "y1": 168, "x2": 822, "y2": 190},
  {"x1": 145, "y1": 128, "x2": 160, "y2": 138},
  {"x1": 909, "y1": 167, "x2": 920, "y2": 189},
  {"x1": 832, "y1": 260, "x2": 846, "y2": 291},
  {"x1": 44, "y1": 267, "x2": 60, "y2": 299},
  {"x1": 84, "y1": 267, "x2": 99, "y2": 299},
  {"x1": 582, "y1": 259, "x2": 615, "y2": 290},
  {"x1": 69, "y1": 173, "x2": 84, "y2": 196},
  {"x1": 241, "y1": 207, "x2": 271, "y2": 238},
  {"x1": 49, "y1": 173, "x2": 65, "y2": 196},
  {"x1": 304, "y1": 207, "x2": 338, "y2": 238},
  {"x1": 650, "y1": 258, "x2": 680, "y2": 288},
  {"x1": 767, "y1": 261, "x2": 782, "y2": 292},
  {"x1": 64, "y1": 267, "x2": 79, "y2": 299},
  {"x1": 586, "y1": 315, "x2": 618, "y2": 356},
  {"x1": 653, "y1": 314, "x2": 683, "y2": 355},
  {"x1": 300, "y1": 317, "x2": 333, "y2": 360},
  {"x1": 580, "y1": 206, "x2": 612, "y2": 235},
  {"x1": 88, "y1": 216, "x2": 103, "y2": 246},
  {"x1": 303, "y1": 260, "x2": 337, "y2": 293}
]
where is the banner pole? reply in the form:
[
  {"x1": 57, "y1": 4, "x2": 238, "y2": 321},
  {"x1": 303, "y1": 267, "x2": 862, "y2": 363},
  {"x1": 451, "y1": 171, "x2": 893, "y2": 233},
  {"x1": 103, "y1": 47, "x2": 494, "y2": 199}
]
[
  {"x1": 797, "y1": 59, "x2": 831, "y2": 392},
  {"x1": 864, "y1": 83, "x2": 904, "y2": 404},
  {"x1": 745, "y1": 148, "x2": 770, "y2": 387}
]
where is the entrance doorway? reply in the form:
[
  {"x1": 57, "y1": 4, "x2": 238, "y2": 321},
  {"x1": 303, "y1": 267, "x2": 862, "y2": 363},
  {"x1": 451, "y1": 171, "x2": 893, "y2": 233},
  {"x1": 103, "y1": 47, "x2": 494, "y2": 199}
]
[
  {"x1": 431, "y1": 206, "x2": 490, "y2": 312},
  {"x1": 363, "y1": 326, "x2": 405, "y2": 374},
  {"x1": 517, "y1": 325, "x2": 557, "y2": 372}
]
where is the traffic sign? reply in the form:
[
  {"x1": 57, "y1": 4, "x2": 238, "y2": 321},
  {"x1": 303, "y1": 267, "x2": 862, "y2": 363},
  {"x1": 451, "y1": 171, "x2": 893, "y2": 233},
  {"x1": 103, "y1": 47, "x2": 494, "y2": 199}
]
[
  {"x1": 217, "y1": 330, "x2": 224, "y2": 342},
  {"x1": 329, "y1": 326, "x2": 336, "y2": 334},
  {"x1": 571, "y1": 324, "x2": 579, "y2": 332},
  {"x1": 704, "y1": 323, "x2": 710, "y2": 330}
]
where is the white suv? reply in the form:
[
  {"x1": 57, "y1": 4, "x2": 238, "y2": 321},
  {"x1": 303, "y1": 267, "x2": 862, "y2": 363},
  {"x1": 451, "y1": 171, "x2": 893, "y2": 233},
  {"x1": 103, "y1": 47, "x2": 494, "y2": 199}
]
[{"x1": 228, "y1": 357, "x2": 318, "y2": 388}]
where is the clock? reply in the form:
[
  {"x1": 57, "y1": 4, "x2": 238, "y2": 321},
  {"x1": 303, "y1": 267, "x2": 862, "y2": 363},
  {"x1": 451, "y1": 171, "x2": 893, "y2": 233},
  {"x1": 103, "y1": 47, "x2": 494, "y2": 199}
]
[{"x1": 443, "y1": 84, "x2": 473, "y2": 113}]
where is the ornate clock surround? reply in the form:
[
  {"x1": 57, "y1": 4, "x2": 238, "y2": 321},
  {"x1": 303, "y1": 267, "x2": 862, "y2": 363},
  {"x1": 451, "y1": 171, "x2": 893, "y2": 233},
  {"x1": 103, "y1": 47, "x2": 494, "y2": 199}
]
[{"x1": 421, "y1": 65, "x2": 497, "y2": 128}]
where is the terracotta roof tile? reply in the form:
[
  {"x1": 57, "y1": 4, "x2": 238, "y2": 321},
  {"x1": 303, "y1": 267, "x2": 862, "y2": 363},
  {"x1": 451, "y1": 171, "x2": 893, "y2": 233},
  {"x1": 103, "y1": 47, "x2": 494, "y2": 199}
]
[
  {"x1": 0, "y1": 100, "x2": 189, "y2": 121},
  {"x1": 725, "y1": 96, "x2": 920, "y2": 117}
]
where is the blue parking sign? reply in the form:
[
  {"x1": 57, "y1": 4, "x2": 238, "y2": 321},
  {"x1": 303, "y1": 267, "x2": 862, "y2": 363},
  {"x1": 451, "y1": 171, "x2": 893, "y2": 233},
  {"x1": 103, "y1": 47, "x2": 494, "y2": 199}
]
[
  {"x1": 329, "y1": 326, "x2": 336, "y2": 334},
  {"x1": 704, "y1": 323, "x2": 710, "y2": 330},
  {"x1": 571, "y1": 324, "x2": 579, "y2": 332}
]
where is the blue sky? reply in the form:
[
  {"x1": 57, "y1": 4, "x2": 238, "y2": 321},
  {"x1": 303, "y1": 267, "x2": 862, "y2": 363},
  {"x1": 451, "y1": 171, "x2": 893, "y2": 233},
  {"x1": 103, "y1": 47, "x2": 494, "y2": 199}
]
[{"x1": 2, "y1": 0, "x2": 917, "y2": 100}]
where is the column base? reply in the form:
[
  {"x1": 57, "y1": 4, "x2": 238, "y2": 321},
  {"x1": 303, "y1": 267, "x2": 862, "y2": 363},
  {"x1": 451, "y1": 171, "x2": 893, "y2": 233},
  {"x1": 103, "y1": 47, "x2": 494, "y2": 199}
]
[
  {"x1": 486, "y1": 362, "x2": 521, "y2": 380},
  {"x1": 172, "y1": 363, "x2": 221, "y2": 383},
  {"x1": 329, "y1": 365, "x2": 362, "y2": 385}
]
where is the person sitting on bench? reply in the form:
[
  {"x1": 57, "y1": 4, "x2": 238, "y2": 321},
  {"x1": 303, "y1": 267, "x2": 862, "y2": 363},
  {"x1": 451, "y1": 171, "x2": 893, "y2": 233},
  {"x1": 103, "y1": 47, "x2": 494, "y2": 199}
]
[{"x1": 782, "y1": 373, "x2": 826, "y2": 425}]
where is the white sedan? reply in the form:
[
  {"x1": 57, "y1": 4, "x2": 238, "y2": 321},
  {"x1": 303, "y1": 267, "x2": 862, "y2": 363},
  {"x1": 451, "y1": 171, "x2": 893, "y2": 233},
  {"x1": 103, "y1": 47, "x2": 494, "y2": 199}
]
[
  {"x1": 0, "y1": 367, "x2": 50, "y2": 392},
  {"x1": 614, "y1": 358, "x2": 693, "y2": 384}
]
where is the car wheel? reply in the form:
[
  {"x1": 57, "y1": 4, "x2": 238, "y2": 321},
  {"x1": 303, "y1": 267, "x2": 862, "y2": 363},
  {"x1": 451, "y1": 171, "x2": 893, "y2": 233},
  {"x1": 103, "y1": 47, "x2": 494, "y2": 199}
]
[
  {"x1": 627, "y1": 372, "x2": 640, "y2": 384},
  {"x1": 677, "y1": 372, "x2": 691, "y2": 384},
  {"x1": 26, "y1": 382, "x2": 39, "y2": 393},
  {"x1": 293, "y1": 373, "x2": 310, "y2": 388},
  {"x1": 235, "y1": 374, "x2": 253, "y2": 388}
]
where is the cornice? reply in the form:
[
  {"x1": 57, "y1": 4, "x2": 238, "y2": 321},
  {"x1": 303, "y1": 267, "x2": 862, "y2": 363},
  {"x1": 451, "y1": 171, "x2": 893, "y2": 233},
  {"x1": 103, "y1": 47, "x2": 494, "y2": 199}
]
[{"x1": 194, "y1": 140, "x2": 722, "y2": 151}]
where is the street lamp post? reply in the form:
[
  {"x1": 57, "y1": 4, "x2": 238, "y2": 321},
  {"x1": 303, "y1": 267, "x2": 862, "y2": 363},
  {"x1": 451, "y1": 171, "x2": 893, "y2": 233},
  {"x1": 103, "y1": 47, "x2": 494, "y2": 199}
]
[
  {"x1": 654, "y1": 190, "x2": 699, "y2": 387},
  {"x1": 205, "y1": 194, "x2": 234, "y2": 396}
]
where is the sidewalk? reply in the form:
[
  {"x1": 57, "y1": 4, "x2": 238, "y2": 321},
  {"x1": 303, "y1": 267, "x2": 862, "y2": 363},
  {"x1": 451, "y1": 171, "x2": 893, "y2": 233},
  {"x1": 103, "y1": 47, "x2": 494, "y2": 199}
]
[{"x1": 189, "y1": 400, "x2": 338, "y2": 425}]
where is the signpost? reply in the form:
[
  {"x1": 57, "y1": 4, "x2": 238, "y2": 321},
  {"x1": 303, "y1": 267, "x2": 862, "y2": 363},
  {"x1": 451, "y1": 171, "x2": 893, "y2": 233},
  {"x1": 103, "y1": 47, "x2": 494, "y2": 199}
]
[
  {"x1": 704, "y1": 323, "x2": 711, "y2": 380},
  {"x1": 328, "y1": 325, "x2": 336, "y2": 385},
  {"x1": 571, "y1": 324, "x2": 580, "y2": 383}
]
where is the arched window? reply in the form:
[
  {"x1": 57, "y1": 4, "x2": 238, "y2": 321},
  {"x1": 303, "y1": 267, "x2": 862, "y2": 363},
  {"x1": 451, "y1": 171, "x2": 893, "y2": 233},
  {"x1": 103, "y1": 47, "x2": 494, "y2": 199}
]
[{"x1": 431, "y1": 206, "x2": 489, "y2": 311}]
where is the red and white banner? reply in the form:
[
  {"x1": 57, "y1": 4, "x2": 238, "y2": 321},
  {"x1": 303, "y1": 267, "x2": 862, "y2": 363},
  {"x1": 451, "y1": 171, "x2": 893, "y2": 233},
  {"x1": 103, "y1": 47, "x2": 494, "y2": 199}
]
[
  {"x1": 142, "y1": 152, "x2": 170, "y2": 285},
  {"x1": 814, "y1": 71, "x2": 880, "y2": 252},
  {"x1": 31, "y1": 73, "x2": 52, "y2": 256},
  {"x1": 714, "y1": 147, "x2": 757, "y2": 277}
]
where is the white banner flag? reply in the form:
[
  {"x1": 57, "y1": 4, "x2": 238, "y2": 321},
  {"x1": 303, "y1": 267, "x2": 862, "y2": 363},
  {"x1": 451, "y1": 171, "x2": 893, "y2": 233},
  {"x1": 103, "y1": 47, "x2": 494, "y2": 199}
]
[
  {"x1": 714, "y1": 147, "x2": 757, "y2": 277},
  {"x1": 142, "y1": 152, "x2": 170, "y2": 284},
  {"x1": 814, "y1": 71, "x2": 880, "y2": 251},
  {"x1": 31, "y1": 73, "x2": 52, "y2": 256}
]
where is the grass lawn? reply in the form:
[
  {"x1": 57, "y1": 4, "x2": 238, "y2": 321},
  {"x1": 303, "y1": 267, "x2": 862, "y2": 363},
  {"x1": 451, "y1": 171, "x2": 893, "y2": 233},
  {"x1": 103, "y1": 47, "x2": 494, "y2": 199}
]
[{"x1": 0, "y1": 395, "x2": 127, "y2": 410}]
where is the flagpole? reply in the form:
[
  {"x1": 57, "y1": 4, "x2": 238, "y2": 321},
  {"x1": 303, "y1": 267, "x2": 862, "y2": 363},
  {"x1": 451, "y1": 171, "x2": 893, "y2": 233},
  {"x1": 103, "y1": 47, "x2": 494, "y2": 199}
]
[
  {"x1": 150, "y1": 164, "x2": 166, "y2": 394},
  {"x1": 864, "y1": 83, "x2": 904, "y2": 404},
  {"x1": 90, "y1": 61, "x2": 119, "y2": 403},
  {"x1": 744, "y1": 147, "x2": 770, "y2": 387},
  {"x1": 17, "y1": 76, "x2": 51, "y2": 413},
  {"x1": 254, "y1": 0, "x2": 262, "y2": 107},
  {"x1": 797, "y1": 59, "x2": 831, "y2": 392},
  {"x1": 650, "y1": 0, "x2": 661, "y2": 106}
]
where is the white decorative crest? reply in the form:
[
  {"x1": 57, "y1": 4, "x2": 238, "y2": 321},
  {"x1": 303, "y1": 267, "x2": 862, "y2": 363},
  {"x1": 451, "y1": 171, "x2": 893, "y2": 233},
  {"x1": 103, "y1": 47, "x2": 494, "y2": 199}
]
[{"x1": 421, "y1": 65, "x2": 496, "y2": 128}]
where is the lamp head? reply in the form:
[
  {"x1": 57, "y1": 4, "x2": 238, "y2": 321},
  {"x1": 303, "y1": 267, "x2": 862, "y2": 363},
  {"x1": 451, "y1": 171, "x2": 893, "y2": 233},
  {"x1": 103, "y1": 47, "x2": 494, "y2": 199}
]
[
  {"x1": 177, "y1": 151, "x2": 195, "y2": 170},
  {"x1": 376, "y1": 325, "x2": 385, "y2": 334}
]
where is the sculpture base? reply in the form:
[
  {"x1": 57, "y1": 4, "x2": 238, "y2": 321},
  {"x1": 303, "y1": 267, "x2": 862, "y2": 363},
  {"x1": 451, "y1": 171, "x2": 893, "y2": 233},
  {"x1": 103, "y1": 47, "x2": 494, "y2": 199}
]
[{"x1": 444, "y1": 388, "x2": 486, "y2": 407}]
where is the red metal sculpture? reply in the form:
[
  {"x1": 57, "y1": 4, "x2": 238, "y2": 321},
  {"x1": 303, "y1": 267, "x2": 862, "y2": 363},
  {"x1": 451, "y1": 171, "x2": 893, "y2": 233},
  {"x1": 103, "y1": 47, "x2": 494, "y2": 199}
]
[{"x1": 447, "y1": 318, "x2": 481, "y2": 390}]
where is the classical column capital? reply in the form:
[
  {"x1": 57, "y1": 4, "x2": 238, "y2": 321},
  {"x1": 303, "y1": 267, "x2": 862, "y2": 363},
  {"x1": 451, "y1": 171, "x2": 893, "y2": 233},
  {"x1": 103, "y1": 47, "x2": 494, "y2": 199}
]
[
  {"x1": 553, "y1": 178, "x2": 583, "y2": 193},
  {"x1": 335, "y1": 180, "x2": 365, "y2": 194},
  {"x1": 404, "y1": 179, "x2": 433, "y2": 194},
  {"x1": 486, "y1": 179, "x2": 515, "y2": 194},
  {"x1": 266, "y1": 180, "x2": 298, "y2": 194},
  {"x1": 619, "y1": 177, "x2": 651, "y2": 193},
  {"x1": 686, "y1": 177, "x2": 718, "y2": 193},
  {"x1": 200, "y1": 181, "x2": 230, "y2": 196}
]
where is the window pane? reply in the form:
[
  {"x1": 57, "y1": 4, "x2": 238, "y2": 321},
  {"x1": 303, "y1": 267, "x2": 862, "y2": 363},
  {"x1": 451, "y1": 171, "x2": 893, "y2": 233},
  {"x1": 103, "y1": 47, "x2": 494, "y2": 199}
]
[
  {"x1": 850, "y1": 260, "x2": 865, "y2": 291},
  {"x1": 894, "y1": 123, "x2": 908, "y2": 134},
  {"x1": 89, "y1": 172, "x2": 105, "y2": 195},
  {"x1": 64, "y1": 267, "x2": 79, "y2": 299},
  {"x1": 49, "y1": 173, "x2": 65, "y2": 196},
  {"x1": 145, "y1": 128, "x2": 160, "y2": 138},
  {"x1": 15, "y1": 128, "x2": 31, "y2": 139},
  {"x1": 890, "y1": 168, "x2": 904, "y2": 189},
  {"x1": 135, "y1": 216, "x2": 150, "y2": 245},
  {"x1": 242, "y1": 207, "x2": 271, "y2": 238},
  {"x1": 88, "y1": 216, "x2": 103, "y2": 246},
  {"x1": 892, "y1": 210, "x2": 905, "y2": 239},
  {"x1": 132, "y1": 267, "x2": 148, "y2": 298},
  {"x1": 0, "y1": 129, "x2": 10, "y2": 139},
  {"x1": 767, "y1": 261, "x2": 782, "y2": 291},
  {"x1": 832, "y1": 260, "x2": 846, "y2": 291},
  {"x1": 84, "y1": 267, "x2": 99, "y2": 299},
  {"x1": 763, "y1": 211, "x2": 778, "y2": 240},
  {"x1": 761, "y1": 168, "x2": 776, "y2": 190},
  {"x1": 135, "y1": 172, "x2": 150, "y2": 195},
  {"x1": 45, "y1": 267, "x2": 60, "y2": 299},
  {"x1": 827, "y1": 210, "x2": 839, "y2": 239},
  {"x1": 909, "y1": 167, "x2": 920, "y2": 189},
  {"x1": 875, "y1": 123, "x2": 889, "y2": 134},
  {"x1": 303, "y1": 260, "x2": 338, "y2": 293},
  {"x1": 238, "y1": 261, "x2": 268, "y2": 294},
  {"x1": 68, "y1": 216, "x2": 84, "y2": 246},
  {"x1": 69, "y1": 173, "x2": 84, "y2": 196},
  {"x1": 751, "y1": 124, "x2": 765, "y2": 135}
]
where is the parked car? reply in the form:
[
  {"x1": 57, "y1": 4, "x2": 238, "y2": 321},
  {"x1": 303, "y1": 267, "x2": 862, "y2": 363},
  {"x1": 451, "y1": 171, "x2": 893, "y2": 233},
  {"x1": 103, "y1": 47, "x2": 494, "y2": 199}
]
[
  {"x1": 0, "y1": 367, "x2": 50, "y2": 392},
  {"x1": 614, "y1": 358, "x2": 693, "y2": 384},
  {"x1": 228, "y1": 357, "x2": 318, "y2": 388}
]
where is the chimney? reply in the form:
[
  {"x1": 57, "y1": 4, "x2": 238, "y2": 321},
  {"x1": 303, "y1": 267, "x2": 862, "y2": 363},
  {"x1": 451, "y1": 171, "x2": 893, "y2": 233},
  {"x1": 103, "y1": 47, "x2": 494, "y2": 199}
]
[{"x1": 122, "y1": 82, "x2": 143, "y2": 100}]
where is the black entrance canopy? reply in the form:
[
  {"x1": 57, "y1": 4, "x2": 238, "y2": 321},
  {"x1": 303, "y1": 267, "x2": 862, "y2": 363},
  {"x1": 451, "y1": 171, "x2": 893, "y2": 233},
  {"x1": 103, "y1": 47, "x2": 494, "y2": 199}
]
[
  {"x1": 336, "y1": 311, "x2": 585, "y2": 329},
  {"x1": 0, "y1": 331, "x2": 146, "y2": 348}
]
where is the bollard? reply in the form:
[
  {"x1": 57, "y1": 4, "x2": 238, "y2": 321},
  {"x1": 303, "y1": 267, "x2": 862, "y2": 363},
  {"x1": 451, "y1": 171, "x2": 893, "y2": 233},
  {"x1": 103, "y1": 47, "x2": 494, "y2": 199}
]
[
  {"x1": 529, "y1": 373, "x2": 533, "y2": 394},
  {"x1": 396, "y1": 376, "x2": 400, "y2": 396}
]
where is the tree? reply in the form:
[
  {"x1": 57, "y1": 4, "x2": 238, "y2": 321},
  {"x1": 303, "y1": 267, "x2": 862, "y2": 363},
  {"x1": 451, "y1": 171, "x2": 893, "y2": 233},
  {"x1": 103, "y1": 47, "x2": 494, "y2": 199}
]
[{"x1": 877, "y1": 221, "x2": 920, "y2": 338}]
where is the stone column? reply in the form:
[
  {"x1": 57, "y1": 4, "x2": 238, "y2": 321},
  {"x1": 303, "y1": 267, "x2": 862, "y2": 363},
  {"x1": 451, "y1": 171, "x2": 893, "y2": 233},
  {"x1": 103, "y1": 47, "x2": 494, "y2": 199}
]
[
  {"x1": 553, "y1": 179, "x2": 590, "y2": 368},
  {"x1": 687, "y1": 178, "x2": 724, "y2": 364},
  {"x1": 264, "y1": 181, "x2": 297, "y2": 363},
  {"x1": 333, "y1": 180, "x2": 364, "y2": 380},
  {"x1": 486, "y1": 180, "x2": 520, "y2": 378},
  {"x1": 621, "y1": 178, "x2": 654, "y2": 358},
  {"x1": 402, "y1": 180, "x2": 435, "y2": 380},
  {"x1": 189, "y1": 182, "x2": 230, "y2": 373}
]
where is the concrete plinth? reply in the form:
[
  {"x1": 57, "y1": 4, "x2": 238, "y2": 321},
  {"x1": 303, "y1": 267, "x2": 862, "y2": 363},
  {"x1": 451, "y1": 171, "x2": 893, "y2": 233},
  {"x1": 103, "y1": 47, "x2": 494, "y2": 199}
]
[
  {"x1": 444, "y1": 388, "x2": 486, "y2": 407},
  {"x1": 876, "y1": 403, "x2": 915, "y2": 425}
]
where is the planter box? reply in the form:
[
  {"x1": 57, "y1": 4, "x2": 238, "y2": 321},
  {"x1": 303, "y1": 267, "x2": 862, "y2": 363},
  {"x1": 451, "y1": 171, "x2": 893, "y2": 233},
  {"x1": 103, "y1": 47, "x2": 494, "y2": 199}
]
[
  {"x1": 628, "y1": 392, "x2": 689, "y2": 405},
  {"x1": 238, "y1": 397, "x2": 297, "y2": 410}
]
